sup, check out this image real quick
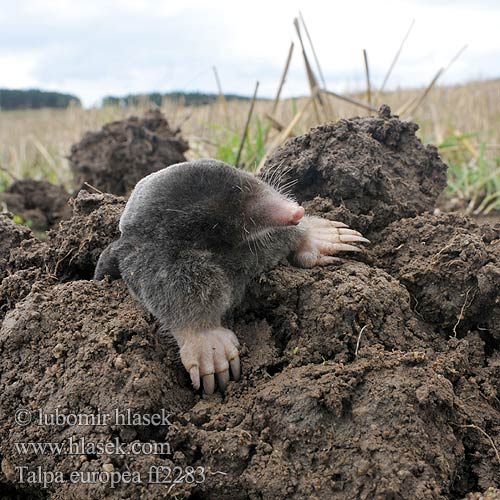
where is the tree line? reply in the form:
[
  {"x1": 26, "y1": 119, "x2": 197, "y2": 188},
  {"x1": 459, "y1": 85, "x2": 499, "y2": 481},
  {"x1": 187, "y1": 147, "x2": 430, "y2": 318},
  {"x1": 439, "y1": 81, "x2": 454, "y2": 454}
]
[
  {"x1": 102, "y1": 91, "x2": 260, "y2": 107},
  {"x1": 0, "y1": 89, "x2": 263, "y2": 110},
  {"x1": 0, "y1": 89, "x2": 81, "y2": 110}
]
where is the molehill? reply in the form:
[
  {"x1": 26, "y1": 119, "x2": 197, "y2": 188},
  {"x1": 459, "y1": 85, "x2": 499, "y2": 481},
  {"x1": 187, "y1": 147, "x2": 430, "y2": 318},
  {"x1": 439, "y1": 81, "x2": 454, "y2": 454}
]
[
  {"x1": 68, "y1": 109, "x2": 189, "y2": 196},
  {"x1": 0, "y1": 108, "x2": 498, "y2": 500}
]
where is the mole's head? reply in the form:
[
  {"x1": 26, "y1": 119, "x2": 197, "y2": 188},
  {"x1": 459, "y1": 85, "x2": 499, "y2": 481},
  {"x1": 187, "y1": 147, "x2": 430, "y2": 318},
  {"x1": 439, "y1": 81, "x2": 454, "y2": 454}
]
[{"x1": 139, "y1": 159, "x2": 304, "y2": 248}]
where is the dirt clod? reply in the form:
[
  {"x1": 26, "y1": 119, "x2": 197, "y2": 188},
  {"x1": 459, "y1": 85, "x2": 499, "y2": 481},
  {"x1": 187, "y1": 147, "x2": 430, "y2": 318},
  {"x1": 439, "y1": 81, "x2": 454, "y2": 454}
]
[
  {"x1": 0, "y1": 191, "x2": 124, "y2": 320},
  {"x1": 373, "y1": 213, "x2": 500, "y2": 338},
  {"x1": 68, "y1": 109, "x2": 189, "y2": 195},
  {"x1": 0, "y1": 179, "x2": 71, "y2": 231},
  {"x1": 9, "y1": 190, "x2": 125, "y2": 282},
  {"x1": 0, "y1": 215, "x2": 32, "y2": 275}
]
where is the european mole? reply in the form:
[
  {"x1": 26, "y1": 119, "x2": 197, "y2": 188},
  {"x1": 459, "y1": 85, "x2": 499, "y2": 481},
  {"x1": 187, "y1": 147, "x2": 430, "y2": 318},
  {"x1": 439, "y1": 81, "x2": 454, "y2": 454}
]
[{"x1": 94, "y1": 159, "x2": 369, "y2": 394}]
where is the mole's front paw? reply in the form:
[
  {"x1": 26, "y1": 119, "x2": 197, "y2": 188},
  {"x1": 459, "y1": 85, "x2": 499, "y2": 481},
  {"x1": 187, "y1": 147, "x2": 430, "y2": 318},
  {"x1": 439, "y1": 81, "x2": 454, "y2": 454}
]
[
  {"x1": 294, "y1": 216, "x2": 370, "y2": 268},
  {"x1": 179, "y1": 327, "x2": 240, "y2": 394}
]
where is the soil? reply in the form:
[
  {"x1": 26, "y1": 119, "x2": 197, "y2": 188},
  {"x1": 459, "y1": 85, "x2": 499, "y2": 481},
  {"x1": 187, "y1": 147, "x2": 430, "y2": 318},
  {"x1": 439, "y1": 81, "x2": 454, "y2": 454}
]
[
  {"x1": 0, "y1": 180, "x2": 72, "y2": 231},
  {"x1": 0, "y1": 215, "x2": 32, "y2": 264},
  {"x1": 0, "y1": 191, "x2": 125, "y2": 320},
  {"x1": 68, "y1": 109, "x2": 189, "y2": 196},
  {"x1": 372, "y1": 213, "x2": 500, "y2": 338},
  {"x1": 0, "y1": 108, "x2": 498, "y2": 500}
]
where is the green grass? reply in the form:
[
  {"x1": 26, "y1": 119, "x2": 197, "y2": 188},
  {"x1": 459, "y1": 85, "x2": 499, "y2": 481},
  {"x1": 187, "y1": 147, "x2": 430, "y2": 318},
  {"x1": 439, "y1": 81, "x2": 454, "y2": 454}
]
[
  {"x1": 0, "y1": 173, "x2": 10, "y2": 191},
  {"x1": 11, "y1": 214, "x2": 34, "y2": 228},
  {"x1": 439, "y1": 133, "x2": 500, "y2": 214},
  {"x1": 210, "y1": 117, "x2": 269, "y2": 170}
]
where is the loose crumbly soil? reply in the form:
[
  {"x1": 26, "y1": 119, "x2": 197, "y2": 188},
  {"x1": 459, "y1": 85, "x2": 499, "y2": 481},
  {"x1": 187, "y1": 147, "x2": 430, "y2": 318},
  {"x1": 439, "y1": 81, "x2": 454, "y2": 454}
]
[
  {"x1": 0, "y1": 109, "x2": 498, "y2": 500},
  {"x1": 0, "y1": 180, "x2": 71, "y2": 231},
  {"x1": 68, "y1": 109, "x2": 189, "y2": 195}
]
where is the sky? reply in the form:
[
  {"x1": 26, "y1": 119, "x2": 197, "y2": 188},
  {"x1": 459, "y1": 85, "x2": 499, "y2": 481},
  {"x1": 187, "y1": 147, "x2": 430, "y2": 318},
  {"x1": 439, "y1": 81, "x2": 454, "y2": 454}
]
[{"x1": 0, "y1": 0, "x2": 498, "y2": 107}]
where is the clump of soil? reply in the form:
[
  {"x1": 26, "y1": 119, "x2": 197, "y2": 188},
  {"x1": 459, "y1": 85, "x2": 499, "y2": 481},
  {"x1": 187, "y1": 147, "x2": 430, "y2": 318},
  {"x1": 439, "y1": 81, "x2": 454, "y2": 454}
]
[
  {"x1": 0, "y1": 179, "x2": 71, "y2": 231},
  {"x1": 68, "y1": 109, "x2": 189, "y2": 195},
  {"x1": 0, "y1": 215, "x2": 39, "y2": 315},
  {"x1": 0, "y1": 280, "x2": 195, "y2": 499},
  {"x1": 373, "y1": 213, "x2": 500, "y2": 338},
  {"x1": 0, "y1": 110, "x2": 498, "y2": 499},
  {"x1": 0, "y1": 191, "x2": 124, "y2": 320},
  {"x1": 237, "y1": 262, "x2": 446, "y2": 369},
  {"x1": 0, "y1": 215, "x2": 32, "y2": 270},
  {"x1": 261, "y1": 105, "x2": 448, "y2": 236},
  {"x1": 465, "y1": 488, "x2": 500, "y2": 500},
  {"x1": 9, "y1": 190, "x2": 125, "y2": 281}
]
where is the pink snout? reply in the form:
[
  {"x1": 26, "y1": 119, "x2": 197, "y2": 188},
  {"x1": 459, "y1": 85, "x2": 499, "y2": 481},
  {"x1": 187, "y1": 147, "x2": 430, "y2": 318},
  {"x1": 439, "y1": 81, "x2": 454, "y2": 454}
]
[
  {"x1": 289, "y1": 205, "x2": 305, "y2": 225},
  {"x1": 268, "y1": 198, "x2": 305, "y2": 227}
]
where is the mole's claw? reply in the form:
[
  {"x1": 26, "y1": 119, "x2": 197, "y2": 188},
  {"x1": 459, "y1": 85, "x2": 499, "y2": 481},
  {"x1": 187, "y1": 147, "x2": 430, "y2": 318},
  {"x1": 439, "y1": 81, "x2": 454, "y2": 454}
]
[
  {"x1": 328, "y1": 243, "x2": 362, "y2": 252},
  {"x1": 293, "y1": 216, "x2": 370, "y2": 268},
  {"x1": 340, "y1": 235, "x2": 370, "y2": 244},
  {"x1": 178, "y1": 327, "x2": 241, "y2": 394},
  {"x1": 230, "y1": 356, "x2": 241, "y2": 381},
  {"x1": 217, "y1": 369, "x2": 230, "y2": 392},
  {"x1": 339, "y1": 228, "x2": 363, "y2": 236},
  {"x1": 313, "y1": 232, "x2": 369, "y2": 245},
  {"x1": 202, "y1": 374, "x2": 215, "y2": 395},
  {"x1": 189, "y1": 366, "x2": 201, "y2": 390},
  {"x1": 311, "y1": 219, "x2": 348, "y2": 228}
]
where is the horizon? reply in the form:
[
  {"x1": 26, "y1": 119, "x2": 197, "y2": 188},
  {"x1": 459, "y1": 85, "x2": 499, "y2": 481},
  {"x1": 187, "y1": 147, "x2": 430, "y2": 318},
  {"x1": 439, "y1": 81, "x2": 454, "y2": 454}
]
[{"x1": 2, "y1": 75, "x2": 499, "y2": 109}]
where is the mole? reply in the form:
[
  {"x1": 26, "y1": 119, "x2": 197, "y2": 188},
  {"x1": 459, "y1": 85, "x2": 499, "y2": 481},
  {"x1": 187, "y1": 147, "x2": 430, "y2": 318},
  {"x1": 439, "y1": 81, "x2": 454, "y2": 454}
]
[{"x1": 94, "y1": 159, "x2": 369, "y2": 394}]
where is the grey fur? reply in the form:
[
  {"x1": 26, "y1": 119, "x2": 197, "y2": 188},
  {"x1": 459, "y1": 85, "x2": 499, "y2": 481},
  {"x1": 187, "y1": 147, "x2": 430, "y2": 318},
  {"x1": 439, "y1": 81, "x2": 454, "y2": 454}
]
[
  {"x1": 93, "y1": 241, "x2": 121, "y2": 280},
  {"x1": 94, "y1": 159, "x2": 305, "y2": 334}
]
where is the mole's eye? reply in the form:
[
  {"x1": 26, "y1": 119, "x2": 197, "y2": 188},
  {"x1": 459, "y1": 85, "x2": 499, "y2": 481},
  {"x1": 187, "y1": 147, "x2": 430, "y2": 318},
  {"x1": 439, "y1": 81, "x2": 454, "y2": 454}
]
[{"x1": 232, "y1": 185, "x2": 243, "y2": 194}]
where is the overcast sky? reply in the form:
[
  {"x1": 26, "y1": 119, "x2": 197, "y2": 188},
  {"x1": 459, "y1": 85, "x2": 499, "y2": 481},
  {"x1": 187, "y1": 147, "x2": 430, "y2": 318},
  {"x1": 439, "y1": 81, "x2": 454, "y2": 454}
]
[{"x1": 0, "y1": 0, "x2": 498, "y2": 106}]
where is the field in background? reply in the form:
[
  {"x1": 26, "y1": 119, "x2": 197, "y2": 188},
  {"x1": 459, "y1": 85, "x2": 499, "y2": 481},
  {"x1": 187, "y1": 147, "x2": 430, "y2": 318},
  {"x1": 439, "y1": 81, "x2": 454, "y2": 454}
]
[{"x1": 0, "y1": 78, "x2": 499, "y2": 213}]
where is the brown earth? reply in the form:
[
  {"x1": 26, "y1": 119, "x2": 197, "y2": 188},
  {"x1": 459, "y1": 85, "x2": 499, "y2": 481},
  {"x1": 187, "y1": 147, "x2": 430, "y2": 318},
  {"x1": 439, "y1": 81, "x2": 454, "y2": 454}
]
[
  {"x1": 372, "y1": 214, "x2": 500, "y2": 339},
  {"x1": 0, "y1": 191, "x2": 124, "y2": 321},
  {"x1": 0, "y1": 180, "x2": 71, "y2": 231},
  {"x1": 0, "y1": 216, "x2": 32, "y2": 269},
  {"x1": 0, "y1": 109, "x2": 498, "y2": 500},
  {"x1": 68, "y1": 109, "x2": 189, "y2": 196}
]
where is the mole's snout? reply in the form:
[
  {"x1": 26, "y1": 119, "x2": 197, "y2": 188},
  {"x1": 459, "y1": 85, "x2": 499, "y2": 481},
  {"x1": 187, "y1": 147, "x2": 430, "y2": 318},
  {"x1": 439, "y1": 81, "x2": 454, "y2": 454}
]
[
  {"x1": 289, "y1": 206, "x2": 305, "y2": 225},
  {"x1": 266, "y1": 197, "x2": 305, "y2": 227},
  {"x1": 248, "y1": 189, "x2": 305, "y2": 229}
]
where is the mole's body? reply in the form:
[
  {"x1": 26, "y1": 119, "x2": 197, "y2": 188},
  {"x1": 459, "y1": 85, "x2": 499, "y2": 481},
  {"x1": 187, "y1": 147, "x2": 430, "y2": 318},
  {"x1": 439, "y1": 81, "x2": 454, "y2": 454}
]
[{"x1": 95, "y1": 159, "x2": 368, "y2": 393}]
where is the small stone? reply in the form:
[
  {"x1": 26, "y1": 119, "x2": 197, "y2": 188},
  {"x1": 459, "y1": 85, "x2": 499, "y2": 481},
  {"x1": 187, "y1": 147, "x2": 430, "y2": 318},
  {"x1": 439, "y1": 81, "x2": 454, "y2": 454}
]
[
  {"x1": 52, "y1": 343, "x2": 65, "y2": 358},
  {"x1": 103, "y1": 463, "x2": 114, "y2": 473},
  {"x1": 416, "y1": 385, "x2": 429, "y2": 403},
  {"x1": 1, "y1": 458, "x2": 16, "y2": 481},
  {"x1": 114, "y1": 355, "x2": 127, "y2": 370}
]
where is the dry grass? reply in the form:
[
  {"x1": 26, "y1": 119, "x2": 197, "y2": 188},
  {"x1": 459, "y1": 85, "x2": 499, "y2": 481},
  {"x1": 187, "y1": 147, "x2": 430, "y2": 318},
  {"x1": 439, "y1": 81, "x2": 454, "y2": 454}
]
[{"x1": 0, "y1": 78, "x2": 499, "y2": 211}]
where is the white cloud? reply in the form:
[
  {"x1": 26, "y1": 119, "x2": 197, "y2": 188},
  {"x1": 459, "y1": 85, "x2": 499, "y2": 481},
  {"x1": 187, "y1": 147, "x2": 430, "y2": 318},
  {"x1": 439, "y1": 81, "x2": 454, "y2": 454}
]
[{"x1": 0, "y1": 51, "x2": 43, "y2": 88}]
